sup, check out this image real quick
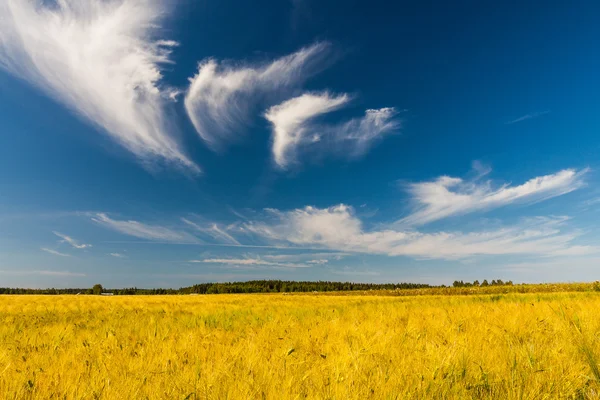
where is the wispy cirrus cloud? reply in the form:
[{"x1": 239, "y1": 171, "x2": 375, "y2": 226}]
[
  {"x1": 307, "y1": 259, "x2": 329, "y2": 264},
  {"x1": 53, "y1": 231, "x2": 91, "y2": 249},
  {"x1": 398, "y1": 167, "x2": 587, "y2": 226},
  {"x1": 83, "y1": 166, "x2": 590, "y2": 261},
  {"x1": 0, "y1": 0, "x2": 198, "y2": 171},
  {"x1": 181, "y1": 218, "x2": 240, "y2": 244},
  {"x1": 109, "y1": 253, "x2": 127, "y2": 258},
  {"x1": 262, "y1": 252, "x2": 348, "y2": 262},
  {"x1": 242, "y1": 204, "x2": 596, "y2": 260},
  {"x1": 184, "y1": 42, "x2": 332, "y2": 150},
  {"x1": 190, "y1": 256, "x2": 313, "y2": 269},
  {"x1": 41, "y1": 248, "x2": 71, "y2": 257},
  {"x1": 265, "y1": 92, "x2": 399, "y2": 169},
  {"x1": 92, "y1": 213, "x2": 196, "y2": 242},
  {"x1": 506, "y1": 110, "x2": 550, "y2": 125}
]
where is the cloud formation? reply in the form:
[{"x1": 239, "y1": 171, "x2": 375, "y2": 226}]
[
  {"x1": 92, "y1": 213, "x2": 195, "y2": 242},
  {"x1": 0, "y1": 0, "x2": 197, "y2": 170},
  {"x1": 53, "y1": 231, "x2": 91, "y2": 249},
  {"x1": 83, "y1": 166, "x2": 589, "y2": 261},
  {"x1": 185, "y1": 42, "x2": 332, "y2": 150},
  {"x1": 266, "y1": 92, "x2": 350, "y2": 167},
  {"x1": 265, "y1": 93, "x2": 398, "y2": 168},
  {"x1": 190, "y1": 256, "x2": 313, "y2": 269},
  {"x1": 41, "y1": 248, "x2": 71, "y2": 257},
  {"x1": 398, "y1": 168, "x2": 587, "y2": 226},
  {"x1": 242, "y1": 204, "x2": 595, "y2": 260},
  {"x1": 109, "y1": 253, "x2": 127, "y2": 258},
  {"x1": 181, "y1": 218, "x2": 240, "y2": 245},
  {"x1": 506, "y1": 111, "x2": 550, "y2": 125},
  {"x1": 262, "y1": 252, "x2": 348, "y2": 262}
]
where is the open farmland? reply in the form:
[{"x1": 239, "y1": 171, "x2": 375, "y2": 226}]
[{"x1": 1, "y1": 292, "x2": 600, "y2": 399}]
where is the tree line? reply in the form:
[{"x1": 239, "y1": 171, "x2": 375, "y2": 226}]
[
  {"x1": 452, "y1": 279, "x2": 514, "y2": 287},
  {"x1": 0, "y1": 279, "x2": 519, "y2": 295},
  {"x1": 0, "y1": 280, "x2": 431, "y2": 295}
]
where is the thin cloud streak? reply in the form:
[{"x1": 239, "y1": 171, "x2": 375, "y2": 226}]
[
  {"x1": 41, "y1": 248, "x2": 71, "y2": 257},
  {"x1": 399, "y1": 168, "x2": 587, "y2": 226},
  {"x1": 53, "y1": 231, "x2": 91, "y2": 249},
  {"x1": 0, "y1": 0, "x2": 198, "y2": 171},
  {"x1": 109, "y1": 253, "x2": 127, "y2": 258},
  {"x1": 92, "y1": 213, "x2": 197, "y2": 242},
  {"x1": 181, "y1": 218, "x2": 239, "y2": 245},
  {"x1": 506, "y1": 110, "x2": 550, "y2": 125},
  {"x1": 190, "y1": 256, "x2": 314, "y2": 269},
  {"x1": 263, "y1": 252, "x2": 348, "y2": 262},
  {"x1": 100, "y1": 240, "x2": 327, "y2": 250}
]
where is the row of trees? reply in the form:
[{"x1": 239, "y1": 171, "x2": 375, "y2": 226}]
[
  {"x1": 0, "y1": 287, "x2": 87, "y2": 295},
  {"x1": 0, "y1": 284, "x2": 178, "y2": 295},
  {"x1": 0, "y1": 280, "x2": 431, "y2": 295},
  {"x1": 452, "y1": 279, "x2": 514, "y2": 287},
  {"x1": 0, "y1": 279, "x2": 519, "y2": 295},
  {"x1": 180, "y1": 280, "x2": 431, "y2": 294}
]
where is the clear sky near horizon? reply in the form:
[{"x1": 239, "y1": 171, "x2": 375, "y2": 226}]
[{"x1": 0, "y1": 0, "x2": 599, "y2": 288}]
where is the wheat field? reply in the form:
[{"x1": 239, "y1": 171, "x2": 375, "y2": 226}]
[{"x1": 1, "y1": 292, "x2": 600, "y2": 399}]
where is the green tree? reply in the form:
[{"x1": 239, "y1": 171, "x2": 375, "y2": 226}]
[{"x1": 92, "y1": 284, "x2": 103, "y2": 295}]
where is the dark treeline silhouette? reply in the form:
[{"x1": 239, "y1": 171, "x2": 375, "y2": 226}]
[
  {"x1": 452, "y1": 279, "x2": 513, "y2": 287},
  {"x1": 0, "y1": 280, "x2": 431, "y2": 295},
  {"x1": 180, "y1": 280, "x2": 431, "y2": 294},
  {"x1": 0, "y1": 279, "x2": 518, "y2": 295},
  {"x1": 0, "y1": 286, "x2": 178, "y2": 295}
]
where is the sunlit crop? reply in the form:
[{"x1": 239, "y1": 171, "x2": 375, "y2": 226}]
[{"x1": 1, "y1": 292, "x2": 600, "y2": 399}]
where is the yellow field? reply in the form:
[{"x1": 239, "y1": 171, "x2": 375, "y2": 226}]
[{"x1": 1, "y1": 293, "x2": 600, "y2": 399}]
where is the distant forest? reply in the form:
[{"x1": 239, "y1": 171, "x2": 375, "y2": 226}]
[{"x1": 0, "y1": 279, "x2": 514, "y2": 295}]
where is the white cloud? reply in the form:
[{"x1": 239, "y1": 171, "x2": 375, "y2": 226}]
[
  {"x1": 506, "y1": 111, "x2": 550, "y2": 125},
  {"x1": 109, "y1": 253, "x2": 127, "y2": 258},
  {"x1": 92, "y1": 213, "x2": 195, "y2": 242},
  {"x1": 181, "y1": 218, "x2": 239, "y2": 245},
  {"x1": 0, "y1": 0, "x2": 198, "y2": 171},
  {"x1": 399, "y1": 168, "x2": 587, "y2": 226},
  {"x1": 307, "y1": 259, "x2": 329, "y2": 264},
  {"x1": 41, "y1": 248, "x2": 71, "y2": 257},
  {"x1": 53, "y1": 231, "x2": 91, "y2": 249},
  {"x1": 190, "y1": 256, "x2": 313, "y2": 269},
  {"x1": 265, "y1": 92, "x2": 398, "y2": 169},
  {"x1": 242, "y1": 204, "x2": 596, "y2": 260},
  {"x1": 184, "y1": 42, "x2": 331, "y2": 150},
  {"x1": 262, "y1": 252, "x2": 348, "y2": 262},
  {"x1": 266, "y1": 92, "x2": 350, "y2": 167}
]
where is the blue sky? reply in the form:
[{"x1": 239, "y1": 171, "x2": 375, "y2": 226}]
[{"x1": 1, "y1": 0, "x2": 599, "y2": 288}]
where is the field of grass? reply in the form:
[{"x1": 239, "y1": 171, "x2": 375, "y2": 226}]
[{"x1": 1, "y1": 292, "x2": 600, "y2": 399}]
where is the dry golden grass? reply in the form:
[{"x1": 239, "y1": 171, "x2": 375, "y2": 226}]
[{"x1": 1, "y1": 293, "x2": 600, "y2": 399}]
